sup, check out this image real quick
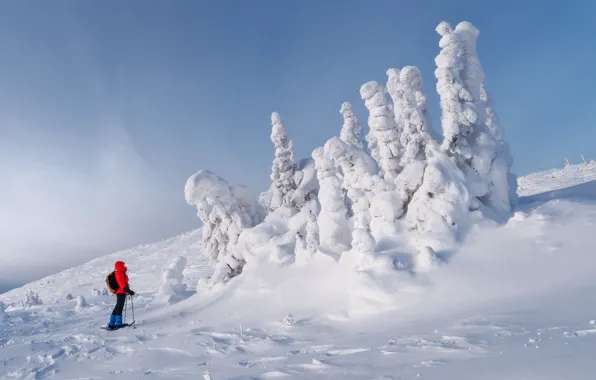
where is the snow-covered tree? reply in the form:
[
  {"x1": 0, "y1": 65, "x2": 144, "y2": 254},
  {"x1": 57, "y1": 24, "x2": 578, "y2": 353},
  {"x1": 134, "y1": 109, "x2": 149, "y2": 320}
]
[
  {"x1": 157, "y1": 256, "x2": 189, "y2": 304},
  {"x1": 231, "y1": 184, "x2": 266, "y2": 226},
  {"x1": 339, "y1": 102, "x2": 363, "y2": 149},
  {"x1": 386, "y1": 68, "x2": 405, "y2": 139},
  {"x1": 185, "y1": 170, "x2": 257, "y2": 283},
  {"x1": 435, "y1": 21, "x2": 517, "y2": 213},
  {"x1": 393, "y1": 66, "x2": 436, "y2": 208},
  {"x1": 261, "y1": 112, "x2": 298, "y2": 212},
  {"x1": 23, "y1": 290, "x2": 42, "y2": 307},
  {"x1": 369, "y1": 189, "x2": 403, "y2": 239},
  {"x1": 351, "y1": 228, "x2": 376, "y2": 259},
  {"x1": 360, "y1": 81, "x2": 402, "y2": 183},
  {"x1": 312, "y1": 146, "x2": 351, "y2": 253},
  {"x1": 415, "y1": 246, "x2": 441, "y2": 272},
  {"x1": 305, "y1": 210, "x2": 320, "y2": 253},
  {"x1": 324, "y1": 135, "x2": 377, "y2": 231},
  {"x1": 405, "y1": 141, "x2": 471, "y2": 252},
  {"x1": 75, "y1": 296, "x2": 88, "y2": 312},
  {"x1": 480, "y1": 83, "x2": 518, "y2": 211},
  {"x1": 291, "y1": 158, "x2": 320, "y2": 210},
  {"x1": 434, "y1": 22, "x2": 475, "y2": 163}
]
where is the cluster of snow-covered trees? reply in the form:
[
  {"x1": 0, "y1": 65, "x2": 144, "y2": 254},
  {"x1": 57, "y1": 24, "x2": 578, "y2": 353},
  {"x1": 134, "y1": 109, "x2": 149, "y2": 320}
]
[{"x1": 185, "y1": 21, "x2": 517, "y2": 284}]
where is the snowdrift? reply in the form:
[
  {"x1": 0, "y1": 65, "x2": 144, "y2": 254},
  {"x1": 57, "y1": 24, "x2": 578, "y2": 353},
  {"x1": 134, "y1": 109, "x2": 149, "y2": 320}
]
[{"x1": 3, "y1": 162, "x2": 596, "y2": 379}]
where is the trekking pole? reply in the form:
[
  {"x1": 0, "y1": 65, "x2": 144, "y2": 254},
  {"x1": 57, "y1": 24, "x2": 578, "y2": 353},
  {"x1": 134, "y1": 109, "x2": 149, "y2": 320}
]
[
  {"x1": 124, "y1": 296, "x2": 127, "y2": 324},
  {"x1": 130, "y1": 295, "x2": 136, "y2": 328}
]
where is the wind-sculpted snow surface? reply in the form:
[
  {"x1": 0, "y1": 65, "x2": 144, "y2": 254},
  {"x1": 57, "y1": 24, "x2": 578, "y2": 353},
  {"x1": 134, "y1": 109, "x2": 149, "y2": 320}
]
[{"x1": 3, "y1": 167, "x2": 596, "y2": 378}]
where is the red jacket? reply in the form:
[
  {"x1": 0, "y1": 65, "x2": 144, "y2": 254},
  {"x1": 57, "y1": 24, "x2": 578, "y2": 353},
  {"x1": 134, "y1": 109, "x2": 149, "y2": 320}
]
[{"x1": 114, "y1": 261, "x2": 130, "y2": 295}]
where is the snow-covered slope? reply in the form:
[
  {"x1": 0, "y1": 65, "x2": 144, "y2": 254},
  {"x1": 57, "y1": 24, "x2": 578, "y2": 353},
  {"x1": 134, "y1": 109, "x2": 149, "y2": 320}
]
[{"x1": 3, "y1": 162, "x2": 596, "y2": 379}]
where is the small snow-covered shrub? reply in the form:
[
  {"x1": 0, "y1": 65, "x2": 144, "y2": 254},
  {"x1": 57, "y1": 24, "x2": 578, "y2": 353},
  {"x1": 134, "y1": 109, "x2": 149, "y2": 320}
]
[
  {"x1": 305, "y1": 210, "x2": 320, "y2": 254},
  {"x1": 66, "y1": 293, "x2": 74, "y2": 301},
  {"x1": 157, "y1": 256, "x2": 189, "y2": 304},
  {"x1": 75, "y1": 296, "x2": 88, "y2": 311},
  {"x1": 415, "y1": 246, "x2": 441, "y2": 272},
  {"x1": 312, "y1": 146, "x2": 351, "y2": 254},
  {"x1": 23, "y1": 290, "x2": 42, "y2": 307},
  {"x1": 196, "y1": 277, "x2": 209, "y2": 294},
  {"x1": 282, "y1": 313, "x2": 294, "y2": 326}
]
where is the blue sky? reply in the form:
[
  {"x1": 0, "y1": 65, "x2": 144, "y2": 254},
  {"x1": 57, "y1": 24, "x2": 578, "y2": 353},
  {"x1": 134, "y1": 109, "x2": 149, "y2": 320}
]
[{"x1": 0, "y1": 0, "x2": 594, "y2": 290}]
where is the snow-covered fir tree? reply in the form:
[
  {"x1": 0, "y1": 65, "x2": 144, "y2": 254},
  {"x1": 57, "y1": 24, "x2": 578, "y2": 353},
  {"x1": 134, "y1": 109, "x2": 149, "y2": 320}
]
[
  {"x1": 305, "y1": 210, "x2": 320, "y2": 254},
  {"x1": 339, "y1": 102, "x2": 364, "y2": 149},
  {"x1": 312, "y1": 146, "x2": 351, "y2": 253},
  {"x1": 260, "y1": 112, "x2": 298, "y2": 212},
  {"x1": 291, "y1": 158, "x2": 320, "y2": 210},
  {"x1": 435, "y1": 21, "x2": 516, "y2": 213},
  {"x1": 386, "y1": 68, "x2": 405, "y2": 141},
  {"x1": 480, "y1": 81, "x2": 518, "y2": 212},
  {"x1": 434, "y1": 21, "x2": 475, "y2": 164},
  {"x1": 326, "y1": 121, "x2": 394, "y2": 240},
  {"x1": 185, "y1": 170, "x2": 256, "y2": 283},
  {"x1": 360, "y1": 81, "x2": 402, "y2": 183},
  {"x1": 393, "y1": 66, "x2": 436, "y2": 208},
  {"x1": 351, "y1": 228, "x2": 375, "y2": 258},
  {"x1": 324, "y1": 135, "x2": 377, "y2": 232},
  {"x1": 405, "y1": 140, "x2": 471, "y2": 252}
]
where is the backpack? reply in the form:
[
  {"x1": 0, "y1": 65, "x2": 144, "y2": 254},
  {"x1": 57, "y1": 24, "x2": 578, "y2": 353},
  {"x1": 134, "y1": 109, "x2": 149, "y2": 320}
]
[{"x1": 106, "y1": 271, "x2": 120, "y2": 294}]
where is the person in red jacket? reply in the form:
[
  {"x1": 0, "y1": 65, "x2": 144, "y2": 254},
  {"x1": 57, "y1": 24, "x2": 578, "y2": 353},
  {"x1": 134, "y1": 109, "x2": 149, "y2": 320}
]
[{"x1": 108, "y1": 261, "x2": 135, "y2": 328}]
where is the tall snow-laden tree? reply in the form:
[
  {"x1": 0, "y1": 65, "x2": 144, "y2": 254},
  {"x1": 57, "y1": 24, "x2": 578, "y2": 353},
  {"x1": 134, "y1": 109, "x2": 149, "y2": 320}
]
[
  {"x1": 185, "y1": 170, "x2": 256, "y2": 283},
  {"x1": 436, "y1": 21, "x2": 516, "y2": 213},
  {"x1": 397, "y1": 66, "x2": 434, "y2": 166},
  {"x1": 260, "y1": 112, "x2": 298, "y2": 212},
  {"x1": 434, "y1": 21, "x2": 476, "y2": 164},
  {"x1": 339, "y1": 102, "x2": 364, "y2": 149},
  {"x1": 394, "y1": 66, "x2": 436, "y2": 208},
  {"x1": 459, "y1": 20, "x2": 517, "y2": 211},
  {"x1": 386, "y1": 68, "x2": 405, "y2": 141},
  {"x1": 312, "y1": 146, "x2": 351, "y2": 253},
  {"x1": 360, "y1": 81, "x2": 402, "y2": 183},
  {"x1": 324, "y1": 136, "x2": 377, "y2": 231},
  {"x1": 480, "y1": 83, "x2": 518, "y2": 211}
]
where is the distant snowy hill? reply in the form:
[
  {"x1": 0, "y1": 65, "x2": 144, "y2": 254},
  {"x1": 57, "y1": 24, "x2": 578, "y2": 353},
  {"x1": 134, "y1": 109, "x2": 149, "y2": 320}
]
[{"x1": 3, "y1": 161, "x2": 596, "y2": 379}]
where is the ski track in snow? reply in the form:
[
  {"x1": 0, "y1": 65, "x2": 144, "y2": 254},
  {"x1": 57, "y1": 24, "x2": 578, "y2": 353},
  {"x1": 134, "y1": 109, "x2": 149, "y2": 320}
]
[{"x1": 3, "y1": 162, "x2": 596, "y2": 378}]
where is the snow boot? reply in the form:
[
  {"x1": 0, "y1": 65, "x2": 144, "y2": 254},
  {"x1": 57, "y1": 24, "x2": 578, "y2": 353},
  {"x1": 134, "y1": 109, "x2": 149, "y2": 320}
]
[
  {"x1": 107, "y1": 314, "x2": 116, "y2": 328},
  {"x1": 114, "y1": 315, "x2": 123, "y2": 327}
]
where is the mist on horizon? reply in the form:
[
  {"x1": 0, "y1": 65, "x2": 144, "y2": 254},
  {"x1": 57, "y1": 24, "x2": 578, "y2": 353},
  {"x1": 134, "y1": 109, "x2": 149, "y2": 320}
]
[{"x1": 0, "y1": 126, "x2": 200, "y2": 294}]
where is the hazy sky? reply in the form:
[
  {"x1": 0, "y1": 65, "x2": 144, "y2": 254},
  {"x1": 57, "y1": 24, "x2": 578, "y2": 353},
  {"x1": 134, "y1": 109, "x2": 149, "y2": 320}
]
[{"x1": 1, "y1": 0, "x2": 594, "y2": 291}]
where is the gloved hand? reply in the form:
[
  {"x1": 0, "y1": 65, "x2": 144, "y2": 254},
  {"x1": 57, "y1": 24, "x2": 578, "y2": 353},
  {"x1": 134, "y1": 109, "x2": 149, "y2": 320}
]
[{"x1": 128, "y1": 290, "x2": 135, "y2": 296}]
